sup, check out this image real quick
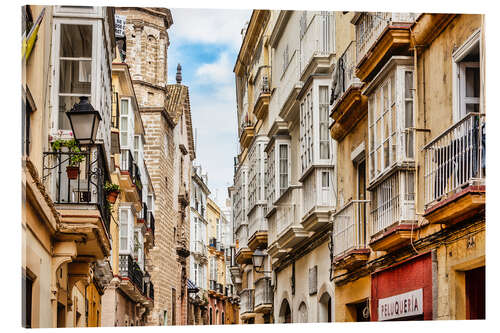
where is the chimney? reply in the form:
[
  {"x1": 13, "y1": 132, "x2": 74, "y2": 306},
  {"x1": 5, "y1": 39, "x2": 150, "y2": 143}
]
[{"x1": 176, "y1": 63, "x2": 182, "y2": 84}]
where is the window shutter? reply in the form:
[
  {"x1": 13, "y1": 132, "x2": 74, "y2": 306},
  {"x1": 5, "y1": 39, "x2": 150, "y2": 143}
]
[{"x1": 309, "y1": 265, "x2": 318, "y2": 295}]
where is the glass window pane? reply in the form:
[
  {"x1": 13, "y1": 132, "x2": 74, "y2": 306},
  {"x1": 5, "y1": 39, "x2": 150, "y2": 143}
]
[
  {"x1": 465, "y1": 67, "x2": 480, "y2": 98},
  {"x1": 60, "y1": 24, "x2": 92, "y2": 58},
  {"x1": 405, "y1": 71, "x2": 413, "y2": 99},
  {"x1": 121, "y1": 100, "x2": 129, "y2": 115},
  {"x1": 321, "y1": 171, "x2": 330, "y2": 187},
  {"x1": 59, "y1": 60, "x2": 91, "y2": 94},
  {"x1": 466, "y1": 103, "x2": 479, "y2": 114},
  {"x1": 405, "y1": 101, "x2": 413, "y2": 128}
]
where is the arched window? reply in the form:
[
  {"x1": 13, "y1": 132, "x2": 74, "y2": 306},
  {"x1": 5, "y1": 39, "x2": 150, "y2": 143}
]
[
  {"x1": 319, "y1": 292, "x2": 332, "y2": 322},
  {"x1": 279, "y1": 299, "x2": 292, "y2": 323},
  {"x1": 298, "y1": 302, "x2": 308, "y2": 323},
  {"x1": 222, "y1": 312, "x2": 225, "y2": 325},
  {"x1": 216, "y1": 309, "x2": 219, "y2": 325},
  {"x1": 209, "y1": 308, "x2": 213, "y2": 325}
]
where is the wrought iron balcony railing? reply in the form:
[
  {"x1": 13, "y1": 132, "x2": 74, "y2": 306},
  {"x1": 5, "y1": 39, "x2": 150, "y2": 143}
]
[
  {"x1": 119, "y1": 254, "x2": 144, "y2": 293},
  {"x1": 370, "y1": 170, "x2": 416, "y2": 236},
  {"x1": 121, "y1": 149, "x2": 134, "y2": 178},
  {"x1": 141, "y1": 202, "x2": 148, "y2": 221},
  {"x1": 254, "y1": 277, "x2": 273, "y2": 308},
  {"x1": 42, "y1": 144, "x2": 110, "y2": 234},
  {"x1": 424, "y1": 113, "x2": 485, "y2": 206},
  {"x1": 331, "y1": 41, "x2": 361, "y2": 107},
  {"x1": 332, "y1": 200, "x2": 370, "y2": 258},
  {"x1": 148, "y1": 211, "x2": 155, "y2": 235},
  {"x1": 355, "y1": 12, "x2": 417, "y2": 65},
  {"x1": 252, "y1": 66, "x2": 271, "y2": 111}
]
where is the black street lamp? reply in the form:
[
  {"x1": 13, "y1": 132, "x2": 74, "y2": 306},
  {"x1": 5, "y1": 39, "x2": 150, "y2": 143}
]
[
  {"x1": 252, "y1": 249, "x2": 272, "y2": 274},
  {"x1": 66, "y1": 96, "x2": 102, "y2": 145}
]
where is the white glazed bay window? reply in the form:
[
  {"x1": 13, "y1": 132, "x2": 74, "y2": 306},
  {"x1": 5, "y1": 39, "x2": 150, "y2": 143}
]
[
  {"x1": 119, "y1": 205, "x2": 135, "y2": 254},
  {"x1": 248, "y1": 139, "x2": 268, "y2": 210},
  {"x1": 366, "y1": 57, "x2": 416, "y2": 235},
  {"x1": 55, "y1": 23, "x2": 93, "y2": 132},
  {"x1": 265, "y1": 138, "x2": 291, "y2": 209},
  {"x1": 367, "y1": 59, "x2": 415, "y2": 182}
]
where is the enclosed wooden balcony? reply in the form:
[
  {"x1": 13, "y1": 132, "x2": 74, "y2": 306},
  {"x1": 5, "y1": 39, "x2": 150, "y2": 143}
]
[
  {"x1": 118, "y1": 149, "x2": 142, "y2": 208},
  {"x1": 353, "y1": 12, "x2": 417, "y2": 82},
  {"x1": 332, "y1": 200, "x2": 371, "y2": 270},
  {"x1": 272, "y1": 186, "x2": 312, "y2": 250},
  {"x1": 369, "y1": 170, "x2": 417, "y2": 252},
  {"x1": 247, "y1": 204, "x2": 268, "y2": 251},
  {"x1": 423, "y1": 113, "x2": 485, "y2": 225},
  {"x1": 43, "y1": 144, "x2": 111, "y2": 260},
  {"x1": 300, "y1": 168, "x2": 335, "y2": 232},
  {"x1": 239, "y1": 288, "x2": 255, "y2": 319},
  {"x1": 254, "y1": 277, "x2": 273, "y2": 313},
  {"x1": 299, "y1": 11, "x2": 335, "y2": 80},
  {"x1": 330, "y1": 41, "x2": 368, "y2": 142}
]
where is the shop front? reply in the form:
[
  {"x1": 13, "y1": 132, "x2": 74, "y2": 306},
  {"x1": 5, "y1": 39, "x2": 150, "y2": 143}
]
[{"x1": 371, "y1": 252, "x2": 433, "y2": 321}]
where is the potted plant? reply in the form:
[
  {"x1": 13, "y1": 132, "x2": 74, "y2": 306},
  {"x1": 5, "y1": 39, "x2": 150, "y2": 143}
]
[
  {"x1": 104, "y1": 181, "x2": 120, "y2": 204},
  {"x1": 51, "y1": 139, "x2": 84, "y2": 180}
]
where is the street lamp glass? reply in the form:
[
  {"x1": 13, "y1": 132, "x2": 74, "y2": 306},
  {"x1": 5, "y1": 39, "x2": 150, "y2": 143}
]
[
  {"x1": 66, "y1": 96, "x2": 102, "y2": 145},
  {"x1": 252, "y1": 249, "x2": 265, "y2": 268}
]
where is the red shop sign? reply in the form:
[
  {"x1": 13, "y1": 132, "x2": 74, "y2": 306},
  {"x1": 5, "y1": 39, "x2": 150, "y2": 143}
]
[{"x1": 371, "y1": 252, "x2": 433, "y2": 321}]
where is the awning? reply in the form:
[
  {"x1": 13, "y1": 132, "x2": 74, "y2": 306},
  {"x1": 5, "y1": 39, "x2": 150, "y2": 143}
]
[{"x1": 187, "y1": 279, "x2": 199, "y2": 293}]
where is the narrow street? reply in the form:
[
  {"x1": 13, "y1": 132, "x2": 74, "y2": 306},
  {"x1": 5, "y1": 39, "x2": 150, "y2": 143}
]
[{"x1": 21, "y1": 4, "x2": 486, "y2": 328}]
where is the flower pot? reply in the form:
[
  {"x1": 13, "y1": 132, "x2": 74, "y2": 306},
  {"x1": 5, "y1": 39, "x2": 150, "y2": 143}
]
[
  {"x1": 66, "y1": 166, "x2": 80, "y2": 179},
  {"x1": 107, "y1": 191, "x2": 119, "y2": 204}
]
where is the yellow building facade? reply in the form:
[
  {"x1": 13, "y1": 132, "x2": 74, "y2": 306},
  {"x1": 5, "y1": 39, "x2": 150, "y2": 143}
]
[
  {"x1": 22, "y1": 5, "x2": 116, "y2": 328},
  {"x1": 329, "y1": 12, "x2": 485, "y2": 321}
]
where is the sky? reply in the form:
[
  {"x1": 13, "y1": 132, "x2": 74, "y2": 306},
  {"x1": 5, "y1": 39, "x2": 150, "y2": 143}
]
[{"x1": 166, "y1": 8, "x2": 252, "y2": 207}]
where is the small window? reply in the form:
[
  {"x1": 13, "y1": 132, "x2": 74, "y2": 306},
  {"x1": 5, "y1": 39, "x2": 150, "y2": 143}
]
[{"x1": 322, "y1": 171, "x2": 329, "y2": 188}]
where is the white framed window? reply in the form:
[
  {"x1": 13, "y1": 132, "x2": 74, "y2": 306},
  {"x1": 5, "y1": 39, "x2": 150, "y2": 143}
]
[
  {"x1": 300, "y1": 90, "x2": 314, "y2": 173},
  {"x1": 54, "y1": 22, "x2": 94, "y2": 131},
  {"x1": 452, "y1": 29, "x2": 481, "y2": 122},
  {"x1": 119, "y1": 98, "x2": 132, "y2": 148},
  {"x1": 265, "y1": 145, "x2": 275, "y2": 206},
  {"x1": 134, "y1": 135, "x2": 142, "y2": 163},
  {"x1": 319, "y1": 86, "x2": 330, "y2": 160},
  {"x1": 367, "y1": 63, "x2": 414, "y2": 183},
  {"x1": 279, "y1": 144, "x2": 289, "y2": 195},
  {"x1": 119, "y1": 206, "x2": 133, "y2": 253}
]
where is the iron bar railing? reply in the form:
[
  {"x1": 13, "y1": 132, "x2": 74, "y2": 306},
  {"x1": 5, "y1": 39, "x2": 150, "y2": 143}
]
[
  {"x1": 370, "y1": 170, "x2": 416, "y2": 236},
  {"x1": 331, "y1": 41, "x2": 360, "y2": 107},
  {"x1": 119, "y1": 254, "x2": 144, "y2": 293},
  {"x1": 42, "y1": 145, "x2": 110, "y2": 234},
  {"x1": 148, "y1": 211, "x2": 155, "y2": 237},
  {"x1": 332, "y1": 200, "x2": 370, "y2": 258},
  {"x1": 424, "y1": 113, "x2": 485, "y2": 206},
  {"x1": 355, "y1": 12, "x2": 417, "y2": 65}
]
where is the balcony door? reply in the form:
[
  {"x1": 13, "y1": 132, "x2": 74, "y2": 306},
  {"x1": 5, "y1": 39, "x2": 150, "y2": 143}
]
[{"x1": 466, "y1": 266, "x2": 485, "y2": 319}]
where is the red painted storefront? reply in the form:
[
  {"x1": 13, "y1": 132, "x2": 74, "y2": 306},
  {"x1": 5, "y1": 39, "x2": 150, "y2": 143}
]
[{"x1": 371, "y1": 252, "x2": 433, "y2": 321}]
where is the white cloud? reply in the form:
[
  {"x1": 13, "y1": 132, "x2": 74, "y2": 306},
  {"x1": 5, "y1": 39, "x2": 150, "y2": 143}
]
[
  {"x1": 170, "y1": 8, "x2": 251, "y2": 48},
  {"x1": 195, "y1": 52, "x2": 234, "y2": 85}
]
